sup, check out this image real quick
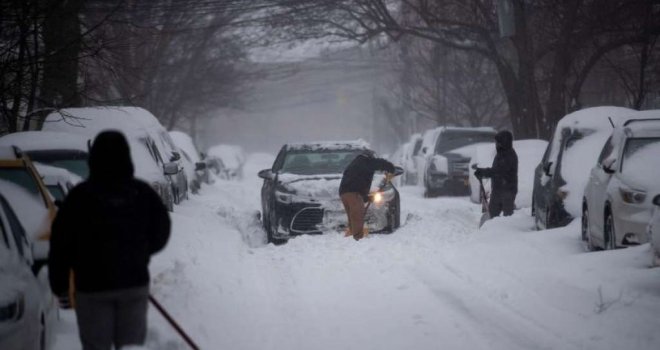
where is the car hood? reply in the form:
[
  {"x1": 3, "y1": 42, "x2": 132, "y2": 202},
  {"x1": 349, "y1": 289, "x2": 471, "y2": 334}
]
[{"x1": 278, "y1": 174, "x2": 343, "y2": 199}]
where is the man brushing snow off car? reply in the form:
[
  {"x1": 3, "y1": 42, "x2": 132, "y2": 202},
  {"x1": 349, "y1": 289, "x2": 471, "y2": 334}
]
[
  {"x1": 474, "y1": 130, "x2": 518, "y2": 218},
  {"x1": 339, "y1": 151, "x2": 395, "y2": 240}
]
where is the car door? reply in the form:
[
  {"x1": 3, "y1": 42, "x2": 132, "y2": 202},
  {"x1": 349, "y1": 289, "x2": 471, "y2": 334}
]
[
  {"x1": 586, "y1": 136, "x2": 615, "y2": 241},
  {"x1": 533, "y1": 130, "x2": 558, "y2": 228}
]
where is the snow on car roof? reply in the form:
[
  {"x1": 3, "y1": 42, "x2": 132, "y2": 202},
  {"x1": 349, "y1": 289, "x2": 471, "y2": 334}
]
[
  {"x1": 0, "y1": 131, "x2": 89, "y2": 152},
  {"x1": 285, "y1": 140, "x2": 371, "y2": 152},
  {"x1": 0, "y1": 145, "x2": 19, "y2": 159},
  {"x1": 43, "y1": 106, "x2": 153, "y2": 138}
]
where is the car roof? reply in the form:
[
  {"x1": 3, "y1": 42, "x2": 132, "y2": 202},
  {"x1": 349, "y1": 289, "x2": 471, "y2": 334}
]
[
  {"x1": 0, "y1": 131, "x2": 89, "y2": 152},
  {"x1": 285, "y1": 140, "x2": 371, "y2": 152}
]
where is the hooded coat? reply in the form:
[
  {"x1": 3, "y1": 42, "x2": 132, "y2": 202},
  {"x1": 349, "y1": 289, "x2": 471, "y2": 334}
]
[
  {"x1": 49, "y1": 130, "x2": 170, "y2": 295},
  {"x1": 479, "y1": 131, "x2": 518, "y2": 194},
  {"x1": 339, "y1": 153, "x2": 395, "y2": 200}
]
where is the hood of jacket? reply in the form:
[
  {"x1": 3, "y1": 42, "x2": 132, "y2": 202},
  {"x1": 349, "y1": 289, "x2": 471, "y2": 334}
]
[
  {"x1": 88, "y1": 130, "x2": 134, "y2": 183},
  {"x1": 495, "y1": 130, "x2": 513, "y2": 152}
]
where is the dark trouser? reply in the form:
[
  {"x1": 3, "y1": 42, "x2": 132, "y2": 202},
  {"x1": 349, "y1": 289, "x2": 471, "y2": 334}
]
[
  {"x1": 75, "y1": 286, "x2": 149, "y2": 350},
  {"x1": 489, "y1": 191, "x2": 516, "y2": 217}
]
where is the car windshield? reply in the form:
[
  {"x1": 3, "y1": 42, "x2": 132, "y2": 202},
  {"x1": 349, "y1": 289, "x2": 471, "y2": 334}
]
[
  {"x1": 46, "y1": 185, "x2": 66, "y2": 201},
  {"x1": 280, "y1": 150, "x2": 362, "y2": 175},
  {"x1": 620, "y1": 138, "x2": 660, "y2": 182},
  {"x1": 435, "y1": 131, "x2": 494, "y2": 154},
  {"x1": 26, "y1": 150, "x2": 89, "y2": 178},
  {"x1": 0, "y1": 168, "x2": 41, "y2": 196}
]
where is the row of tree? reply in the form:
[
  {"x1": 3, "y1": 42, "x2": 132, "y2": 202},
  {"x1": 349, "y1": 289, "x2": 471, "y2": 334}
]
[
  {"x1": 1, "y1": 0, "x2": 255, "y2": 135},
  {"x1": 260, "y1": 0, "x2": 660, "y2": 139}
]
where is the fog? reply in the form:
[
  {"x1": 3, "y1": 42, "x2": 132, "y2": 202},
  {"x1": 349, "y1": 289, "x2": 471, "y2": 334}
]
[{"x1": 199, "y1": 44, "x2": 398, "y2": 155}]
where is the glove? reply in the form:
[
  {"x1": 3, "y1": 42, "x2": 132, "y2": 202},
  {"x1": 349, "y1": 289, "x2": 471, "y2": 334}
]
[{"x1": 474, "y1": 168, "x2": 483, "y2": 179}]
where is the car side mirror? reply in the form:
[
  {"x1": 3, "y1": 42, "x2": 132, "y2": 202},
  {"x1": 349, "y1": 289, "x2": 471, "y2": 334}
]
[
  {"x1": 653, "y1": 194, "x2": 660, "y2": 206},
  {"x1": 258, "y1": 169, "x2": 274, "y2": 180},
  {"x1": 163, "y1": 162, "x2": 179, "y2": 175},
  {"x1": 601, "y1": 158, "x2": 616, "y2": 174},
  {"x1": 394, "y1": 166, "x2": 404, "y2": 176},
  {"x1": 543, "y1": 162, "x2": 553, "y2": 176},
  {"x1": 195, "y1": 162, "x2": 207, "y2": 171},
  {"x1": 170, "y1": 152, "x2": 181, "y2": 162}
]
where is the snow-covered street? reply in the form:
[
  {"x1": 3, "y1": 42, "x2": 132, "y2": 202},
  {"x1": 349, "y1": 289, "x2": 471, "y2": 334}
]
[{"x1": 52, "y1": 154, "x2": 660, "y2": 350}]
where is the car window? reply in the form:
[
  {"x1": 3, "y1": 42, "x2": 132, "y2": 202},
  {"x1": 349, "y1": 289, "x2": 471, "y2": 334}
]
[
  {"x1": 46, "y1": 185, "x2": 66, "y2": 201},
  {"x1": 621, "y1": 138, "x2": 660, "y2": 173},
  {"x1": 26, "y1": 150, "x2": 89, "y2": 178},
  {"x1": 435, "y1": 131, "x2": 494, "y2": 154},
  {"x1": 0, "y1": 167, "x2": 41, "y2": 196},
  {"x1": 0, "y1": 210, "x2": 9, "y2": 249},
  {"x1": 280, "y1": 150, "x2": 362, "y2": 175},
  {"x1": 272, "y1": 148, "x2": 287, "y2": 172},
  {"x1": 412, "y1": 139, "x2": 422, "y2": 156},
  {"x1": 0, "y1": 194, "x2": 26, "y2": 257},
  {"x1": 597, "y1": 136, "x2": 614, "y2": 164}
]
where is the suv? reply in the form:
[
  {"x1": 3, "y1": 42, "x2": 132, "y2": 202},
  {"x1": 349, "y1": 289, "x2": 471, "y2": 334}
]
[
  {"x1": 258, "y1": 141, "x2": 402, "y2": 244},
  {"x1": 582, "y1": 115, "x2": 660, "y2": 250},
  {"x1": 532, "y1": 107, "x2": 635, "y2": 230},
  {"x1": 423, "y1": 127, "x2": 496, "y2": 197},
  {"x1": 0, "y1": 146, "x2": 57, "y2": 262}
]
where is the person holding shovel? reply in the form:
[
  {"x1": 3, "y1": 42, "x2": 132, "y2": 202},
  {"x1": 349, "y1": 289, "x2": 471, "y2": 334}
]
[
  {"x1": 339, "y1": 151, "x2": 395, "y2": 241},
  {"x1": 49, "y1": 130, "x2": 171, "y2": 350},
  {"x1": 474, "y1": 130, "x2": 518, "y2": 218}
]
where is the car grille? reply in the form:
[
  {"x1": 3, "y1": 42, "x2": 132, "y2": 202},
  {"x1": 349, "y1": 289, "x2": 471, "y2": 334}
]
[
  {"x1": 449, "y1": 159, "x2": 470, "y2": 176},
  {"x1": 291, "y1": 207, "x2": 324, "y2": 233}
]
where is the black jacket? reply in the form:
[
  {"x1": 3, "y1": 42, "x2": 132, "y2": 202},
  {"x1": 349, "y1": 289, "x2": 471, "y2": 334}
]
[
  {"x1": 479, "y1": 131, "x2": 518, "y2": 194},
  {"x1": 339, "y1": 154, "x2": 395, "y2": 199},
  {"x1": 48, "y1": 131, "x2": 170, "y2": 295}
]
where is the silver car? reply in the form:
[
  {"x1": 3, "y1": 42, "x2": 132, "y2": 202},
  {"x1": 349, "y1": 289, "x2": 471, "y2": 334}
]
[
  {"x1": 582, "y1": 115, "x2": 660, "y2": 250},
  {"x1": 0, "y1": 192, "x2": 56, "y2": 350}
]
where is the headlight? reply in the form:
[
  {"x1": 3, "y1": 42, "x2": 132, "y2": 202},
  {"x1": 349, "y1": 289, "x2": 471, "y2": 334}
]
[
  {"x1": 373, "y1": 192, "x2": 383, "y2": 203},
  {"x1": 619, "y1": 187, "x2": 646, "y2": 204},
  {"x1": 275, "y1": 184, "x2": 295, "y2": 204},
  {"x1": 370, "y1": 188, "x2": 395, "y2": 203}
]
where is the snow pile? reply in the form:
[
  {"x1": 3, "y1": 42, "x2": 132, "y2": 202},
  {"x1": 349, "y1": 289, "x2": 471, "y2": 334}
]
[
  {"x1": 207, "y1": 144, "x2": 246, "y2": 169},
  {"x1": 34, "y1": 162, "x2": 83, "y2": 185},
  {"x1": 168, "y1": 131, "x2": 201, "y2": 164}
]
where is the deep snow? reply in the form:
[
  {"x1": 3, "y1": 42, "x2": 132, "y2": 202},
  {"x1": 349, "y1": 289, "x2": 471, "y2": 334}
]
[{"x1": 50, "y1": 153, "x2": 660, "y2": 350}]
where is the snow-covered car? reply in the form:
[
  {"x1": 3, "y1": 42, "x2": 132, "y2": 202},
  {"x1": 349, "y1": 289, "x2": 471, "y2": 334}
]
[
  {"x1": 469, "y1": 139, "x2": 548, "y2": 209},
  {"x1": 169, "y1": 131, "x2": 210, "y2": 194},
  {"x1": 258, "y1": 141, "x2": 402, "y2": 244},
  {"x1": 649, "y1": 195, "x2": 660, "y2": 266},
  {"x1": 532, "y1": 106, "x2": 636, "y2": 230},
  {"x1": 0, "y1": 192, "x2": 56, "y2": 350},
  {"x1": 42, "y1": 107, "x2": 179, "y2": 211},
  {"x1": 391, "y1": 133, "x2": 422, "y2": 186},
  {"x1": 0, "y1": 130, "x2": 90, "y2": 179},
  {"x1": 423, "y1": 127, "x2": 496, "y2": 197},
  {"x1": 0, "y1": 147, "x2": 57, "y2": 262},
  {"x1": 582, "y1": 115, "x2": 660, "y2": 250},
  {"x1": 34, "y1": 163, "x2": 82, "y2": 202},
  {"x1": 207, "y1": 144, "x2": 245, "y2": 180}
]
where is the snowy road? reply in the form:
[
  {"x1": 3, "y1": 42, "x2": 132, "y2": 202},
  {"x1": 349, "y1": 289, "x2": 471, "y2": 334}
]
[{"x1": 53, "y1": 154, "x2": 660, "y2": 350}]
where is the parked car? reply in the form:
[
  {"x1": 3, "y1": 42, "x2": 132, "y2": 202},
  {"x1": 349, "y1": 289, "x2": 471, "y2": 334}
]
[
  {"x1": 169, "y1": 131, "x2": 210, "y2": 193},
  {"x1": 649, "y1": 195, "x2": 660, "y2": 266},
  {"x1": 0, "y1": 191, "x2": 56, "y2": 350},
  {"x1": 207, "y1": 144, "x2": 245, "y2": 180},
  {"x1": 582, "y1": 116, "x2": 660, "y2": 250},
  {"x1": 469, "y1": 139, "x2": 548, "y2": 209},
  {"x1": 0, "y1": 131, "x2": 89, "y2": 179},
  {"x1": 392, "y1": 133, "x2": 422, "y2": 186},
  {"x1": 423, "y1": 127, "x2": 496, "y2": 197},
  {"x1": 258, "y1": 141, "x2": 402, "y2": 244},
  {"x1": 42, "y1": 107, "x2": 179, "y2": 211},
  {"x1": 0, "y1": 146, "x2": 57, "y2": 262},
  {"x1": 532, "y1": 106, "x2": 636, "y2": 230}
]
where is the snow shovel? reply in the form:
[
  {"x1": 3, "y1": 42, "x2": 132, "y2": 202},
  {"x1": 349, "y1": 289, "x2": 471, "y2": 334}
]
[
  {"x1": 149, "y1": 294, "x2": 200, "y2": 350},
  {"x1": 478, "y1": 177, "x2": 490, "y2": 228}
]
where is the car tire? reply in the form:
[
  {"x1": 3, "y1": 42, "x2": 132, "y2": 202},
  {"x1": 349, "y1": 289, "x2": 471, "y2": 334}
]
[
  {"x1": 582, "y1": 204, "x2": 597, "y2": 251},
  {"x1": 267, "y1": 210, "x2": 287, "y2": 245},
  {"x1": 604, "y1": 209, "x2": 617, "y2": 250}
]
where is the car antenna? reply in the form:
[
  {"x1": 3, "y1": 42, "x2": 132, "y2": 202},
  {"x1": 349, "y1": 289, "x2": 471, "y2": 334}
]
[{"x1": 608, "y1": 116, "x2": 615, "y2": 128}]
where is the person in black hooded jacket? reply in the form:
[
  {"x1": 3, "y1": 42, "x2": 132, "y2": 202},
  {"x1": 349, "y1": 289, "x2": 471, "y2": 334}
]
[
  {"x1": 49, "y1": 130, "x2": 170, "y2": 350},
  {"x1": 474, "y1": 130, "x2": 518, "y2": 217}
]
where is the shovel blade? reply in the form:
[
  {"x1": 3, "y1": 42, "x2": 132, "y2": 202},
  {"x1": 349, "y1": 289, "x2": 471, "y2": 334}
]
[{"x1": 479, "y1": 212, "x2": 490, "y2": 228}]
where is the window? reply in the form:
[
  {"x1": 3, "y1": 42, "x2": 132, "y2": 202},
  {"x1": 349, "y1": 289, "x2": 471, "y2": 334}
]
[
  {"x1": 0, "y1": 168, "x2": 41, "y2": 196},
  {"x1": 26, "y1": 150, "x2": 89, "y2": 178},
  {"x1": 0, "y1": 195, "x2": 27, "y2": 258},
  {"x1": 597, "y1": 136, "x2": 614, "y2": 164},
  {"x1": 434, "y1": 131, "x2": 494, "y2": 154},
  {"x1": 0, "y1": 211, "x2": 9, "y2": 249},
  {"x1": 412, "y1": 139, "x2": 423, "y2": 156},
  {"x1": 280, "y1": 150, "x2": 362, "y2": 175},
  {"x1": 46, "y1": 185, "x2": 66, "y2": 201}
]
